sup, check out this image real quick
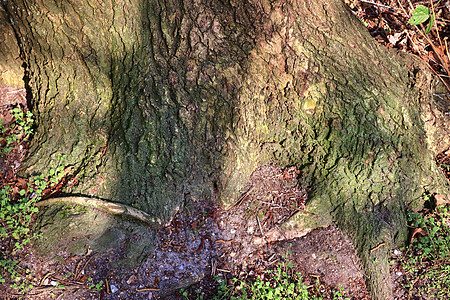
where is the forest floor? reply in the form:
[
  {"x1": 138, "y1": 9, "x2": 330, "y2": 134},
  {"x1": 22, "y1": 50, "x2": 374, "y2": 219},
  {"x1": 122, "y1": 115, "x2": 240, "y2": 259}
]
[{"x1": 1, "y1": 0, "x2": 450, "y2": 299}]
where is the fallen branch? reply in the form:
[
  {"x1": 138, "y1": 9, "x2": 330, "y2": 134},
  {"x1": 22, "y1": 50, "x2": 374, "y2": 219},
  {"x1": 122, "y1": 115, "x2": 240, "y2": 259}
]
[
  {"x1": 36, "y1": 196, "x2": 163, "y2": 227},
  {"x1": 105, "y1": 278, "x2": 111, "y2": 295}
]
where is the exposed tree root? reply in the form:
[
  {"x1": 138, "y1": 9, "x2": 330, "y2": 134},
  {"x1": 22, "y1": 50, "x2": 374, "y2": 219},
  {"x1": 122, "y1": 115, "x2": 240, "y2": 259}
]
[{"x1": 36, "y1": 197, "x2": 163, "y2": 227}]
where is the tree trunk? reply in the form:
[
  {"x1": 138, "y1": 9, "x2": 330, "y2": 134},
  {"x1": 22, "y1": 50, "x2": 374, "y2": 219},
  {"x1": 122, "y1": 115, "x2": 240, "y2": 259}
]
[
  {"x1": 0, "y1": 4, "x2": 23, "y2": 87},
  {"x1": 3, "y1": 0, "x2": 450, "y2": 298}
]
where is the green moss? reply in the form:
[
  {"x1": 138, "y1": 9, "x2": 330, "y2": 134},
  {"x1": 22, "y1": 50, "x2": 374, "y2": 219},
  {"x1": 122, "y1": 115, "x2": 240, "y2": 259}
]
[
  {"x1": 33, "y1": 205, "x2": 114, "y2": 257},
  {"x1": 33, "y1": 204, "x2": 157, "y2": 267}
]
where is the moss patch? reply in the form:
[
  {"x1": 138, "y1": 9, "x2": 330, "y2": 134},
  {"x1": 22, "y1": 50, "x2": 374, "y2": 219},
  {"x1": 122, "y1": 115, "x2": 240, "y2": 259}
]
[{"x1": 33, "y1": 204, "x2": 157, "y2": 268}]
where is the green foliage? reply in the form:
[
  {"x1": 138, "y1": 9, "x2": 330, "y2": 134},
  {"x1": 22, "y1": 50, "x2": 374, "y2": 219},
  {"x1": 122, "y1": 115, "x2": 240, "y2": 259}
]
[
  {"x1": 0, "y1": 259, "x2": 33, "y2": 293},
  {"x1": 0, "y1": 185, "x2": 40, "y2": 251},
  {"x1": 11, "y1": 107, "x2": 34, "y2": 139},
  {"x1": 0, "y1": 107, "x2": 34, "y2": 155},
  {"x1": 211, "y1": 247, "x2": 349, "y2": 300},
  {"x1": 87, "y1": 277, "x2": 104, "y2": 292},
  {"x1": 48, "y1": 165, "x2": 65, "y2": 186},
  {"x1": 0, "y1": 107, "x2": 41, "y2": 293},
  {"x1": 214, "y1": 268, "x2": 313, "y2": 300},
  {"x1": 409, "y1": 5, "x2": 435, "y2": 34},
  {"x1": 179, "y1": 245, "x2": 351, "y2": 299},
  {"x1": 0, "y1": 180, "x2": 43, "y2": 293},
  {"x1": 400, "y1": 205, "x2": 450, "y2": 298},
  {"x1": 332, "y1": 284, "x2": 350, "y2": 300}
]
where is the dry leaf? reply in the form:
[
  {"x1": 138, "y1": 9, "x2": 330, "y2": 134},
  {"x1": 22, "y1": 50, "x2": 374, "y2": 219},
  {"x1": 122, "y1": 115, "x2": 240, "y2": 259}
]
[
  {"x1": 409, "y1": 227, "x2": 427, "y2": 244},
  {"x1": 435, "y1": 194, "x2": 450, "y2": 206},
  {"x1": 16, "y1": 177, "x2": 28, "y2": 190}
]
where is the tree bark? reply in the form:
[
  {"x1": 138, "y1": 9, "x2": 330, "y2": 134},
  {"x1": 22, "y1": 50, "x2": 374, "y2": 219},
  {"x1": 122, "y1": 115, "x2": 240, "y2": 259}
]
[
  {"x1": 3, "y1": 0, "x2": 450, "y2": 298},
  {"x1": 0, "y1": 4, "x2": 23, "y2": 87}
]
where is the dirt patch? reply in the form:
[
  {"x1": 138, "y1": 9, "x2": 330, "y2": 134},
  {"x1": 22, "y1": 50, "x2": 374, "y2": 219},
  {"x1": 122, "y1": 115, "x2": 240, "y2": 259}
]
[{"x1": 275, "y1": 226, "x2": 369, "y2": 299}]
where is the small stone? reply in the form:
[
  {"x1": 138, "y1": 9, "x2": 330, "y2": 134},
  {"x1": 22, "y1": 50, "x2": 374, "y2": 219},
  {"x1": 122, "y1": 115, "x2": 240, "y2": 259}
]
[
  {"x1": 127, "y1": 275, "x2": 137, "y2": 284},
  {"x1": 110, "y1": 284, "x2": 119, "y2": 293}
]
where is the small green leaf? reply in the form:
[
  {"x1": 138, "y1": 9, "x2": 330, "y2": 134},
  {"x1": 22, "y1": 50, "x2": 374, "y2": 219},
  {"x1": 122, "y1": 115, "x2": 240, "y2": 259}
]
[
  {"x1": 425, "y1": 14, "x2": 435, "y2": 34},
  {"x1": 409, "y1": 5, "x2": 430, "y2": 25}
]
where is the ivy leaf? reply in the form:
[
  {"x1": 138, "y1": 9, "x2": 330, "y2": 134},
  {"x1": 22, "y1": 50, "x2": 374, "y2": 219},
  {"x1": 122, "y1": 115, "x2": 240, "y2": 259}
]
[{"x1": 409, "y1": 5, "x2": 430, "y2": 25}]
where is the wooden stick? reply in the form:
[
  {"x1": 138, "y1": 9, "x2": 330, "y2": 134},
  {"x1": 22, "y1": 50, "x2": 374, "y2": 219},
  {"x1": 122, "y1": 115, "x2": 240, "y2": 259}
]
[
  {"x1": 215, "y1": 239, "x2": 233, "y2": 244},
  {"x1": 136, "y1": 287, "x2": 160, "y2": 292},
  {"x1": 105, "y1": 278, "x2": 111, "y2": 295}
]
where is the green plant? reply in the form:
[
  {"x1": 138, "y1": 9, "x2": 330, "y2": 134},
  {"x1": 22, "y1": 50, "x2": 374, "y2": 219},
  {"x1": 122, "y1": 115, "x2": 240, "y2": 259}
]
[
  {"x1": 400, "y1": 205, "x2": 450, "y2": 298},
  {"x1": 332, "y1": 284, "x2": 350, "y2": 300},
  {"x1": 0, "y1": 259, "x2": 33, "y2": 293},
  {"x1": 0, "y1": 175, "x2": 44, "y2": 293},
  {"x1": 213, "y1": 247, "x2": 320, "y2": 300},
  {"x1": 0, "y1": 185, "x2": 40, "y2": 250},
  {"x1": 409, "y1": 5, "x2": 434, "y2": 33},
  {"x1": 87, "y1": 277, "x2": 104, "y2": 292},
  {"x1": 0, "y1": 107, "x2": 34, "y2": 155},
  {"x1": 48, "y1": 165, "x2": 65, "y2": 186},
  {"x1": 405, "y1": 1, "x2": 450, "y2": 91},
  {"x1": 0, "y1": 108, "x2": 42, "y2": 293},
  {"x1": 10, "y1": 107, "x2": 33, "y2": 138},
  {"x1": 181, "y1": 288, "x2": 189, "y2": 299},
  {"x1": 215, "y1": 266, "x2": 313, "y2": 300}
]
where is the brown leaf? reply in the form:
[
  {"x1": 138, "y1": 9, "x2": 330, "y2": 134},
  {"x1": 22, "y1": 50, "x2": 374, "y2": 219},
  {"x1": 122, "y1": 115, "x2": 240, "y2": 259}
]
[
  {"x1": 16, "y1": 177, "x2": 28, "y2": 191},
  {"x1": 409, "y1": 228, "x2": 427, "y2": 244},
  {"x1": 435, "y1": 194, "x2": 450, "y2": 206}
]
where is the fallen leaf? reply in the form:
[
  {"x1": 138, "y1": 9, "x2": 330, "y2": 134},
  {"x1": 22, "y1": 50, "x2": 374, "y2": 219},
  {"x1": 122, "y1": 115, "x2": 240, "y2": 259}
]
[
  {"x1": 409, "y1": 227, "x2": 427, "y2": 244},
  {"x1": 435, "y1": 194, "x2": 450, "y2": 206}
]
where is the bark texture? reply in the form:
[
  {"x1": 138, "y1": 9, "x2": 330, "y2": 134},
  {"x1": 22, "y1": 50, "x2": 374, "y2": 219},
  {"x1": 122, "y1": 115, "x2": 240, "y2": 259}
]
[
  {"x1": 3, "y1": 0, "x2": 450, "y2": 298},
  {"x1": 0, "y1": 4, "x2": 23, "y2": 87}
]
